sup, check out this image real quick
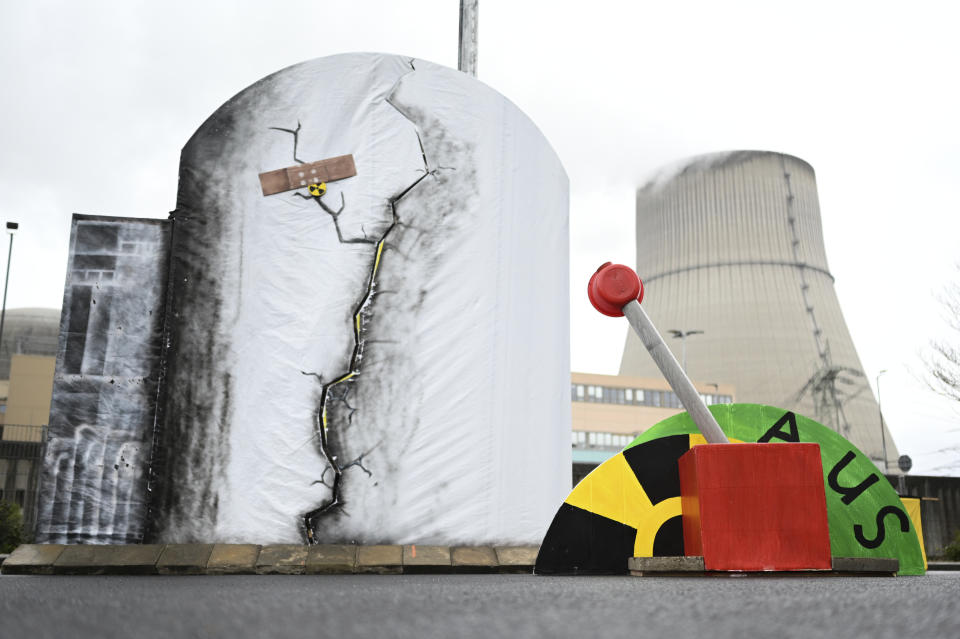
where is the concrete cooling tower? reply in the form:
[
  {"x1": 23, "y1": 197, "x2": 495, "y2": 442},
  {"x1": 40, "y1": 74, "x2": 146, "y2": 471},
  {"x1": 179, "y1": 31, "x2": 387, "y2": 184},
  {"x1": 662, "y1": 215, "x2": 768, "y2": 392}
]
[{"x1": 620, "y1": 151, "x2": 897, "y2": 469}]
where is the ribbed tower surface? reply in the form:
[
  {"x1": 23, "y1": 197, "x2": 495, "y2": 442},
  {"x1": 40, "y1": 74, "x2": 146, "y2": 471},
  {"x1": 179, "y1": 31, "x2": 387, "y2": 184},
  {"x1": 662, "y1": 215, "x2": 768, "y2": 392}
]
[{"x1": 620, "y1": 151, "x2": 897, "y2": 468}]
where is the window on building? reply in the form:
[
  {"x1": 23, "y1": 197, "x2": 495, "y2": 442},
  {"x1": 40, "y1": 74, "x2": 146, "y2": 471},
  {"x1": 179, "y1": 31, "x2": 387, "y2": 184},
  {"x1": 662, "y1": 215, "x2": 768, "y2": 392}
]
[{"x1": 572, "y1": 381, "x2": 729, "y2": 407}]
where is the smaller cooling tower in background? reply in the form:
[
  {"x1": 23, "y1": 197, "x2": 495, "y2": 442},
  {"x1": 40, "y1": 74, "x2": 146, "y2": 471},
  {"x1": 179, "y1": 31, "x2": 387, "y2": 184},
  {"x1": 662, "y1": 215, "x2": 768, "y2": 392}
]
[{"x1": 620, "y1": 151, "x2": 897, "y2": 469}]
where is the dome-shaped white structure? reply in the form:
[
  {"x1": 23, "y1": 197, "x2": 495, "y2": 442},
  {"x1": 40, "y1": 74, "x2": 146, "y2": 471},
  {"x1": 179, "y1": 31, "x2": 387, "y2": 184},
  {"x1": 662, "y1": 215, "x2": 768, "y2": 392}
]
[
  {"x1": 151, "y1": 53, "x2": 571, "y2": 544},
  {"x1": 37, "y1": 53, "x2": 570, "y2": 545}
]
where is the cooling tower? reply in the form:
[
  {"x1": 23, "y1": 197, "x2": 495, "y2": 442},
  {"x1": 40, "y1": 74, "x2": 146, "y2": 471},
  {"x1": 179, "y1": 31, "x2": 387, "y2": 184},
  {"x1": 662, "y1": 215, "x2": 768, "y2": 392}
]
[{"x1": 620, "y1": 151, "x2": 897, "y2": 468}]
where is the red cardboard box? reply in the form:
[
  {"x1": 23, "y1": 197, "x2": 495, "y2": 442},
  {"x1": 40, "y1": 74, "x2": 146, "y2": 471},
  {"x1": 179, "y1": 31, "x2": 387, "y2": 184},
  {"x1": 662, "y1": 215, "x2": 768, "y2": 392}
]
[{"x1": 678, "y1": 443, "x2": 832, "y2": 571}]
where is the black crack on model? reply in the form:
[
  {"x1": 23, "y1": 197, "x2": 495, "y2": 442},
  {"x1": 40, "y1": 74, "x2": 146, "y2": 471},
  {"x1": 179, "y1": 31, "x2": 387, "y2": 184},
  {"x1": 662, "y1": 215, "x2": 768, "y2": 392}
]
[
  {"x1": 270, "y1": 82, "x2": 454, "y2": 542},
  {"x1": 271, "y1": 123, "x2": 373, "y2": 245}
]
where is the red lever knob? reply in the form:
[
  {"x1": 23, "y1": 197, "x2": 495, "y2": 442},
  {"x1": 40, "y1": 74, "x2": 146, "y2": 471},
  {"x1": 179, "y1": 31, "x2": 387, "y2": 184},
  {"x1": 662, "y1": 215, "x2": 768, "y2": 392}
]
[{"x1": 588, "y1": 262, "x2": 644, "y2": 317}]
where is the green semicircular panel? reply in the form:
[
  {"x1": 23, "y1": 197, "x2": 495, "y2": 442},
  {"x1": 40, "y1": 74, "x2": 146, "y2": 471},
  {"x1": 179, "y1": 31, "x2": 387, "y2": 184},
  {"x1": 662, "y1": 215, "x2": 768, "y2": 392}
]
[
  {"x1": 536, "y1": 403, "x2": 925, "y2": 576},
  {"x1": 631, "y1": 403, "x2": 924, "y2": 575}
]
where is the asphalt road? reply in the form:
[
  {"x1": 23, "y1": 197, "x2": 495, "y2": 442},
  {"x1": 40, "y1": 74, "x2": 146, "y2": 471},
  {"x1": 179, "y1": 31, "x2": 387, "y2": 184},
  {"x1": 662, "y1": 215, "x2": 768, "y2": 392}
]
[{"x1": 2, "y1": 573, "x2": 958, "y2": 639}]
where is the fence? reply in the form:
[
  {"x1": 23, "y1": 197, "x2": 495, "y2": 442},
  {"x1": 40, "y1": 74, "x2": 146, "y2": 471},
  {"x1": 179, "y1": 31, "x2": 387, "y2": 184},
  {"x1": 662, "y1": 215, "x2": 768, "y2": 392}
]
[{"x1": 0, "y1": 424, "x2": 47, "y2": 538}]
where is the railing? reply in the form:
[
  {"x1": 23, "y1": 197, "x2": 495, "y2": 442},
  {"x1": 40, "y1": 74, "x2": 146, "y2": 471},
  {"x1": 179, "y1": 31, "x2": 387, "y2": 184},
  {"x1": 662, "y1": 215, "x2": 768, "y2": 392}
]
[{"x1": 0, "y1": 423, "x2": 47, "y2": 447}]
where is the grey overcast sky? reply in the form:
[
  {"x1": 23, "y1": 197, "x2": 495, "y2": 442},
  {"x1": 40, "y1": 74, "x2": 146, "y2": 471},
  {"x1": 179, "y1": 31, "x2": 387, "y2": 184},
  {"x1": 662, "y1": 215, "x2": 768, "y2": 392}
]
[{"x1": 1, "y1": 1, "x2": 958, "y2": 473}]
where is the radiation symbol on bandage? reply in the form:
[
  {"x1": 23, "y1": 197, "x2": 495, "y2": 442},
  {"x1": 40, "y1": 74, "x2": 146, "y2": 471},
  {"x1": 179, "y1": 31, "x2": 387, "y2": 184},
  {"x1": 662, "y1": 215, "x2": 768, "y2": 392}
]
[
  {"x1": 535, "y1": 403, "x2": 926, "y2": 575},
  {"x1": 308, "y1": 182, "x2": 327, "y2": 197}
]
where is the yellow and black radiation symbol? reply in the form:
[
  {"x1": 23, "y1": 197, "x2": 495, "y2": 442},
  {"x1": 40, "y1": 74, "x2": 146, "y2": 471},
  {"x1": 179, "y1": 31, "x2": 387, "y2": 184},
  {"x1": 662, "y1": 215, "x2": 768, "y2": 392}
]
[
  {"x1": 536, "y1": 433, "x2": 740, "y2": 575},
  {"x1": 308, "y1": 182, "x2": 327, "y2": 197}
]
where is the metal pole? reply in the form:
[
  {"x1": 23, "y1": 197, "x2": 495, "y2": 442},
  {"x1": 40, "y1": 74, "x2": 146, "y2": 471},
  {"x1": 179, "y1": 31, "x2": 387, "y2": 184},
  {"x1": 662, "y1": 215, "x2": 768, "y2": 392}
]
[
  {"x1": 669, "y1": 329, "x2": 703, "y2": 373},
  {"x1": 458, "y1": 0, "x2": 478, "y2": 76},
  {"x1": 876, "y1": 370, "x2": 888, "y2": 473},
  {"x1": 624, "y1": 301, "x2": 729, "y2": 444},
  {"x1": 0, "y1": 228, "x2": 15, "y2": 369}
]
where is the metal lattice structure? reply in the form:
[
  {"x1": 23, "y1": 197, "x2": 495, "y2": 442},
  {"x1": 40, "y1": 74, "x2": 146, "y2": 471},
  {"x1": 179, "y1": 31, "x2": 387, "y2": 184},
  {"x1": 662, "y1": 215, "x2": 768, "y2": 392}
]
[{"x1": 620, "y1": 151, "x2": 897, "y2": 469}]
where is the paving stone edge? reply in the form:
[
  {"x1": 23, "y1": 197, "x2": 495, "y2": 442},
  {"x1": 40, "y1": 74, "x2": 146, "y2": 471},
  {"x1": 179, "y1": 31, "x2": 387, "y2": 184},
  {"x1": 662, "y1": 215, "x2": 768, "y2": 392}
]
[{"x1": 0, "y1": 544, "x2": 538, "y2": 576}]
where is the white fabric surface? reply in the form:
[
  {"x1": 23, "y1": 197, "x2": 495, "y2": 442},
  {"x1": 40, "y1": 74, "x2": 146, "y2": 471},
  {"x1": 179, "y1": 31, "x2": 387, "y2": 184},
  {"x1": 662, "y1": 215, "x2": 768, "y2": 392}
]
[{"x1": 173, "y1": 53, "x2": 570, "y2": 544}]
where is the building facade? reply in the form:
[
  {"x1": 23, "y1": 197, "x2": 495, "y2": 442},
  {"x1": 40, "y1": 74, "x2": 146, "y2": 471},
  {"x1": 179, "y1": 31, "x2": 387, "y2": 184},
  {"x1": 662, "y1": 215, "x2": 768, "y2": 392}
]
[
  {"x1": 1, "y1": 353, "x2": 56, "y2": 535},
  {"x1": 570, "y1": 371, "x2": 734, "y2": 483},
  {"x1": 0, "y1": 310, "x2": 60, "y2": 534}
]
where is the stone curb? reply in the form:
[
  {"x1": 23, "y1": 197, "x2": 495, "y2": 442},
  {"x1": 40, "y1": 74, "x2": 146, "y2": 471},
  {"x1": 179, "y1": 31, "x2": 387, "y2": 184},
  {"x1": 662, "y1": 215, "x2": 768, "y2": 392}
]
[
  {"x1": 256, "y1": 545, "x2": 307, "y2": 575},
  {"x1": 451, "y1": 546, "x2": 498, "y2": 573},
  {"x1": 306, "y1": 544, "x2": 357, "y2": 574},
  {"x1": 402, "y1": 545, "x2": 451, "y2": 574},
  {"x1": 628, "y1": 555, "x2": 705, "y2": 575},
  {"x1": 0, "y1": 544, "x2": 538, "y2": 576},
  {"x1": 356, "y1": 545, "x2": 403, "y2": 574},
  {"x1": 157, "y1": 544, "x2": 215, "y2": 575},
  {"x1": 207, "y1": 544, "x2": 261, "y2": 575},
  {"x1": 1, "y1": 544, "x2": 65, "y2": 575},
  {"x1": 495, "y1": 546, "x2": 540, "y2": 574},
  {"x1": 54, "y1": 544, "x2": 164, "y2": 575},
  {"x1": 628, "y1": 556, "x2": 899, "y2": 577},
  {"x1": 831, "y1": 556, "x2": 899, "y2": 574}
]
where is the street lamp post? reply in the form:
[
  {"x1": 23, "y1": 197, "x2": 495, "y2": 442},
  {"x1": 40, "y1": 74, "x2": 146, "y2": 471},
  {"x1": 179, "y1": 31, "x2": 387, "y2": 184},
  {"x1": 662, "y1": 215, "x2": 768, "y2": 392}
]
[
  {"x1": 458, "y1": 0, "x2": 478, "y2": 76},
  {"x1": 667, "y1": 329, "x2": 704, "y2": 373},
  {"x1": 0, "y1": 222, "x2": 18, "y2": 371},
  {"x1": 876, "y1": 369, "x2": 888, "y2": 473}
]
